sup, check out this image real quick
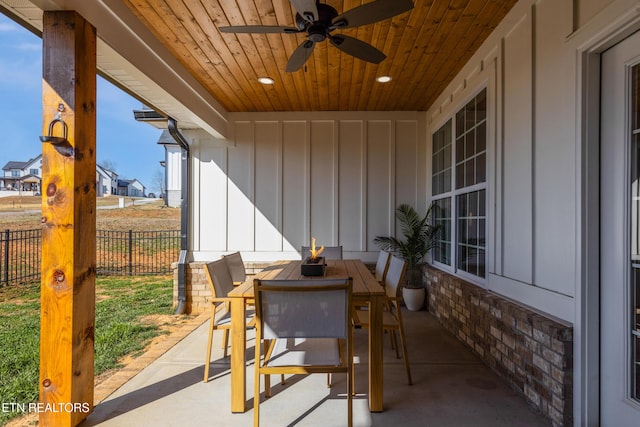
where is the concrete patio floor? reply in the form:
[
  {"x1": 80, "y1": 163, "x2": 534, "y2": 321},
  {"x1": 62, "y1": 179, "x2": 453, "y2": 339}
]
[{"x1": 79, "y1": 308, "x2": 550, "y2": 427}]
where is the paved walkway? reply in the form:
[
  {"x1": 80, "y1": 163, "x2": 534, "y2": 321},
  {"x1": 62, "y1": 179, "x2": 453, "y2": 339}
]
[{"x1": 75, "y1": 308, "x2": 550, "y2": 427}]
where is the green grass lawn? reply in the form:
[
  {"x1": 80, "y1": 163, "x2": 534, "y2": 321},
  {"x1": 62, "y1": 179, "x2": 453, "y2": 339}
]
[{"x1": 0, "y1": 275, "x2": 177, "y2": 425}]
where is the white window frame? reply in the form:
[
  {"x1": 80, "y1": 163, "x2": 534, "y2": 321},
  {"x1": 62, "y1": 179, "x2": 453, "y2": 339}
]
[{"x1": 430, "y1": 87, "x2": 488, "y2": 286}]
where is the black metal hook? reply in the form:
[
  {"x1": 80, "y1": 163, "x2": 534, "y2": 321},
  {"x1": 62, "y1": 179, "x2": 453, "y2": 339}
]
[{"x1": 40, "y1": 118, "x2": 73, "y2": 157}]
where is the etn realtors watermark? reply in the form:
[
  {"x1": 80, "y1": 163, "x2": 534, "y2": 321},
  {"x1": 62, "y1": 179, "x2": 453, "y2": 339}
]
[{"x1": 2, "y1": 401, "x2": 90, "y2": 414}]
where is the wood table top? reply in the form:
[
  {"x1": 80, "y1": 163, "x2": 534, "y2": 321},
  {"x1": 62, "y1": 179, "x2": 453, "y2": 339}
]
[{"x1": 229, "y1": 259, "x2": 384, "y2": 299}]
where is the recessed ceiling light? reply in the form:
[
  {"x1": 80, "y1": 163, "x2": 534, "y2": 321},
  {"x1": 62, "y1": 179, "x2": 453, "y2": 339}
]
[
  {"x1": 258, "y1": 77, "x2": 275, "y2": 85},
  {"x1": 376, "y1": 76, "x2": 392, "y2": 83}
]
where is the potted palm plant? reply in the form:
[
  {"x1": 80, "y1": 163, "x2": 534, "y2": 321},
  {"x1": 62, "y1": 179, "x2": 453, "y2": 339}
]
[{"x1": 374, "y1": 203, "x2": 440, "y2": 311}]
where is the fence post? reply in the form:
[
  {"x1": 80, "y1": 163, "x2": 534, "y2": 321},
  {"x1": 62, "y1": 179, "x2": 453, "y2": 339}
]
[
  {"x1": 2, "y1": 229, "x2": 9, "y2": 286},
  {"x1": 2, "y1": 228, "x2": 178, "y2": 283},
  {"x1": 128, "y1": 229, "x2": 133, "y2": 275}
]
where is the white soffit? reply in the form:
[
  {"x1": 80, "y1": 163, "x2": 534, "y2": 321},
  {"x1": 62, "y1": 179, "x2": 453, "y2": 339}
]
[{"x1": 0, "y1": 0, "x2": 229, "y2": 139}]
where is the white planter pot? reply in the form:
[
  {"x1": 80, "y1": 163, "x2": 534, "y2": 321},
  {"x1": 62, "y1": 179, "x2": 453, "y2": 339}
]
[{"x1": 402, "y1": 287, "x2": 426, "y2": 311}]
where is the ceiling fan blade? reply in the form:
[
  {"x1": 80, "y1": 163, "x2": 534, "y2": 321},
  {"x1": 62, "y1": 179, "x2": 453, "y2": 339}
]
[
  {"x1": 219, "y1": 25, "x2": 300, "y2": 34},
  {"x1": 332, "y1": 0, "x2": 414, "y2": 29},
  {"x1": 290, "y1": 0, "x2": 318, "y2": 22},
  {"x1": 286, "y1": 40, "x2": 315, "y2": 72},
  {"x1": 329, "y1": 35, "x2": 386, "y2": 64}
]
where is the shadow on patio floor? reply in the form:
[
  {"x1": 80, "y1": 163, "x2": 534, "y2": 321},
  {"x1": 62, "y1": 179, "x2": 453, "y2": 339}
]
[{"x1": 79, "y1": 309, "x2": 551, "y2": 427}]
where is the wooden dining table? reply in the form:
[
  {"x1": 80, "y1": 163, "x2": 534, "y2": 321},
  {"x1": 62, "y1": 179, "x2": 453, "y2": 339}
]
[{"x1": 228, "y1": 259, "x2": 386, "y2": 413}]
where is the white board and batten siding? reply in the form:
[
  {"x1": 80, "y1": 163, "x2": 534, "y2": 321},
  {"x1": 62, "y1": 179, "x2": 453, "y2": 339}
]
[
  {"x1": 425, "y1": 0, "x2": 583, "y2": 323},
  {"x1": 190, "y1": 112, "x2": 427, "y2": 264}
]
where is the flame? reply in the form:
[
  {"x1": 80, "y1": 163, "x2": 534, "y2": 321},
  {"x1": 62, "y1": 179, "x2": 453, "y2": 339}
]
[{"x1": 310, "y1": 237, "x2": 324, "y2": 260}]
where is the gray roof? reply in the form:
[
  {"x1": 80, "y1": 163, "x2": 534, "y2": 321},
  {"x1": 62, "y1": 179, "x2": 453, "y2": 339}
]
[
  {"x1": 2, "y1": 156, "x2": 41, "y2": 170},
  {"x1": 2, "y1": 161, "x2": 27, "y2": 170}
]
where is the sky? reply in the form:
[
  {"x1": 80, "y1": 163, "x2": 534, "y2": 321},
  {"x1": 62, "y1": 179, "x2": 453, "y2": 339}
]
[{"x1": 0, "y1": 13, "x2": 165, "y2": 194}]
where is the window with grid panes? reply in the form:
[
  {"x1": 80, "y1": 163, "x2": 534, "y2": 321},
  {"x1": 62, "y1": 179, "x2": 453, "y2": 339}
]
[
  {"x1": 431, "y1": 89, "x2": 487, "y2": 279},
  {"x1": 432, "y1": 121, "x2": 452, "y2": 266}
]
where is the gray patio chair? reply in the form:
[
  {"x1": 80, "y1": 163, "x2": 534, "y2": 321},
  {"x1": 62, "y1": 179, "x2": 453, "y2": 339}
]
[
  {"x1": 374, "y1": 250, "x2": 391, "y2": 283},
  {"x1": 203, "y1": 258, "x2": 255, "y2": 383},
  {"x1": 354, "y1": 249, "x2": 391, "y2": 315},
  {"x1": 253, "y1": 277, "x2": 353, "y2": 427},
  {"x1": 356, "y1": 255, "x2": 412, "y2": 385},
  {"x1": 222, "y1": 251, "x2": 247, "y2": 284}
]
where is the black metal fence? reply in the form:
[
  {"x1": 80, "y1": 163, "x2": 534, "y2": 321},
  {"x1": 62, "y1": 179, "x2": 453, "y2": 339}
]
[
  {"x1": 96, "y1": 229, "x2": 180, "y2": 275},
  {"x1": 1, "y1": 229, "x2": 41, "y2": 286},
  {"x1": 0, "y1": 228, "x2": 180, "y2": 286}
]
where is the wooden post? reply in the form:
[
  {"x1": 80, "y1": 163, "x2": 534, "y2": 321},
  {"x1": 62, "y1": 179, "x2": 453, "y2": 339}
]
[{"x1": 40, "y1": 11, "x2": 96, "y2": 427}]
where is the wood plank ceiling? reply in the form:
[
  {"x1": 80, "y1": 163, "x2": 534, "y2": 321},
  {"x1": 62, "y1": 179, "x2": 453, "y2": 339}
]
[{"x1": 123, "y1": 0, "x2": 517, "y2": 112}]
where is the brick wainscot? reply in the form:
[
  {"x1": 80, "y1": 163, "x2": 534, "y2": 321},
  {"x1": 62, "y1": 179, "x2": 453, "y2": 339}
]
[
  {"x1": 172, "y1": 261, "x2": 270, "y2": 314},
  {"x1": 424, "y1": 265, "x2": 573, "y2": 427}
]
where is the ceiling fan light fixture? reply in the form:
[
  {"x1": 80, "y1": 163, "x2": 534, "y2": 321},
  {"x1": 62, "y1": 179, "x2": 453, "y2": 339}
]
[
  {"x1": 258, "y1": 77, "x2": 275, "y2": 85},
  {"x1": 376, "y1": 76, "x2": 392, "y2": 83},
  {"x1": 221, "y1": 0, "x2": 414, "y2": 72}
]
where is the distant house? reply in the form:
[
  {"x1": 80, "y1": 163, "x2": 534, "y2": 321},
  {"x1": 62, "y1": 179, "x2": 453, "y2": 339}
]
[
  {"x1": 1, "y1": 155, "x2": 42, "y2": 192},
  {"x1": 96, "y1": 164, "x2": 118, "y2": 196},
  {"x1": 1, "y1": 156, "x2": 145, "y2": 198},
  {"x1": 117, "y1": 179, "x2": 145, "y2": 197}
]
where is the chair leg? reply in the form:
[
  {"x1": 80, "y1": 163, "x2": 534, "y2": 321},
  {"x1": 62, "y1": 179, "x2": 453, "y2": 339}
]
[
  {"x1": 396, "y1": 314, "x2": 413, "y2": 385},
  {"x1": 390, "y1": 330, "x2": 400, "y2": 358},
  {"x1": 386, "y1": 325, "x2": 398, "y2": 351},
  {"x1": 352, "y1": 355, "x2": 357, "y2": 396},
  {"x1": 347, "y1": 371, "x2": 353, "y2": 427},
  {"x1": 264, "y1": 340, "x2": 272, "y2": 398},
  {"x1": 204, "y1": 313, "x2": 216, "y2": 383},
  {"x1": 399, "y1": 331, "x2": 412, "y2": 385},
  {"x1": 254, "y1": 361, "x2": 260, "y2": 427},
  {"x1": 222, "y1": 329, "x2": 230, "y2": 358},
  {"x1": 254, "y1": 332, "x2": 263, "y2": 427},
  {"x1": 265, "y1": 374, "x2": 271, "y2": 398}
]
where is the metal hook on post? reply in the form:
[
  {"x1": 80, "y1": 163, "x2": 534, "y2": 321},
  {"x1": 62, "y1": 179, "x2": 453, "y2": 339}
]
[
  {"x1": 40, "y1": 104, "x2": 73, "y2": 157},
  {"x1": 40, "y1": 118, "x2": 68, "y2": 145}
]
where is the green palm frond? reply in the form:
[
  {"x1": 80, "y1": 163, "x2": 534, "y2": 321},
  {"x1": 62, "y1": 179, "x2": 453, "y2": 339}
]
[{"x1": 373, "y1": 203, "x2": 440, "y2": 287}]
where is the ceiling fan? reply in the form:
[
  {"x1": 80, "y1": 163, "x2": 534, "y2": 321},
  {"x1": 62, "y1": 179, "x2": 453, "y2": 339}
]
[{"x1": 219, "y1": 0, "x2": 414, "y2": 72}]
